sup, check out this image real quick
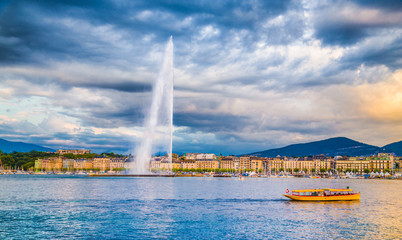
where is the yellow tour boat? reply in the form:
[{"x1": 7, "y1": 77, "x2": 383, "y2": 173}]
[{"x1": 283, "y1": 188, "x2": 360, "y2": 201}]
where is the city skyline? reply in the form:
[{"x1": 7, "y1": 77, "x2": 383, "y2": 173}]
[{"x1": 0, "y1": 1, "x2": 402, "y2": 154}]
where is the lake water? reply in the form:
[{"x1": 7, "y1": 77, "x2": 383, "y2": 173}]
[{"x1": 0, "y1": 175, "x2": 401, "y2": 239}]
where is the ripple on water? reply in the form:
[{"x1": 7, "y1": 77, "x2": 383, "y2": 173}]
[{"x1": 0, "y1": 176, "x2": 401, "y2": 239}]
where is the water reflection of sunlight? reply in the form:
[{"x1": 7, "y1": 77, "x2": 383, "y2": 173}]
[{"x1": 287, "y1": 200, "x2": 360, "y2": 207}]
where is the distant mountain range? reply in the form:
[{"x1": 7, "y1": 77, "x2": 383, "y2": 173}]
[
  {"x1": 0, "y1": 138, "x2": 54, "y2": 153},
  {"x1": 249, "y1": 137, "x2": 402, "y2": 157},
  {"x1": 1, "y1": 136, "x2": 402, "y2": 157}
]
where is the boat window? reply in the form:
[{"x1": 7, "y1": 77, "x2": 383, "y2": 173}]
[
  {"x1": 306, "y1": 192, "x2": 312, "y2": 196},
  {"x1": 318, "y1": 192, "x2": 323, "y2": 196},
  {"x1": 324, "y1": 191, "x2": 330, "y2": 196},
  {"x1": 299, "y1": 192, "x2": 305, "y2": 196},
  {"x1": 312, "y1": 192, "x2": 318, "y2": 196}
]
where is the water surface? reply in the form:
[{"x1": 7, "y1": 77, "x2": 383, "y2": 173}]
[{"x1": 0, "y1": 176, "x2": 400, "y2": 239}]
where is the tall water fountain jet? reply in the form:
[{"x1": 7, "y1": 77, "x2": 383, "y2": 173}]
[{"x1": 132, "y1": 37, "x2": 174, "y2": 174}]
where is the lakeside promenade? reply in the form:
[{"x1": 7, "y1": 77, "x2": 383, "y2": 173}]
[
  {"x1": 30, "y1": 152, "x2": 401, "y2": 177},
  {"x1": 1, "y1": 169, "x2": 401, "y2": 180},
  {"x1": 1, "y1": 150, "x2": 401, "y2": 178}
]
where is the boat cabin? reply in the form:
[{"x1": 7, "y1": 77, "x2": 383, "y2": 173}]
[{"x1": 291, "y1": 189, "x2": 355, "y2": 196}]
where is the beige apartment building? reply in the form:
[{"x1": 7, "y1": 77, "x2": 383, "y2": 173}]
[
  {"x1": 335, "y1": 154, "x2": 395, "y2": 173},
  {"x1": 240, "y1": 156, "x2": 251, "y2": 170},
  {"x1": 35, "y1": 156, "x2": 65, "y2": 171},
  {"x1": 159, "y1": 160, "x2": 173, "y2": 170},
  {"x1": 63, "y1": 159, "x2": 74, "y2": 170},
  {"x1": 367, "y1": 155, "x2": 394, "y2": 172},
  {"x1": 73, "y1": 158, "x2": 93, "y2": 170},
  {"x1": 150, "y1": 159, "x2": 161, "y2": 169},
  {"x1": 172, "y1": 161, "x2": 181, "y2": 169},
  {"x1": 220, "y1": 157, "x2": 234, "y2": 169},
  {"x1": 93, "y1": 157, "x2": 111, "y2": 171},
  {"x1": 110, "y1": 158, "x2": 126, "y2": 170},
  {"x1": 269, "y1": 157, "x2": 286, "y2": 173},
  {"x1": 335, "y1": 157, "x2": 370, "y2": 173},
  {"x1": 269, "y1": 157, "x2": 332, "y2": 174},
  {"x1": 182, "y1": 159, "x2": 197, "y2": 169},
  {"x1": 150, "y1": 158, "x2": 181, "y2": 170},
  {"x1": 250, "y1": 157, "x2": 263, "y2": 172},
  {"x1": 196, "y1": 160, "x2": 219, "y2": 169}
]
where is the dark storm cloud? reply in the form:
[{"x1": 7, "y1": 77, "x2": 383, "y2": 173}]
[
  {"x1": 313, "y1": 1, "x2": 402, "y2": 46},
  {"x1": 0, "y1": 0, "x2": 139, "y2": 65},
  {"x1": 77, "y1": 81, "x2": 152, "y2": 93},
  {"x1": 174, "y1": 112, "x2": 249, "y2": 132},
  {"x1": 354, "y1": 0, "x2": 402, "y2": 11},
  {"x1": 0, "y1": 1, "x2": 95, "y2": 65},
  {"x1": 0, "y1": 0, "x2": 295, "y2": 66},
  {"x1": 341, "y1": 36, "x2": 402, "y2": 70},
  {"x1": 315, "y1": 24, "x2": 368, "y2": 46},
  {"x1": 64, "y1": 103, "x2": 145, "y2": 129},
  {"x1": 50, "y1": 131, "x2": 131, "y2": 153}
]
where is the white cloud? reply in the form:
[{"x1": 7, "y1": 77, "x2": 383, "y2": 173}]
[{"x1": 0, "y1": 0, "x2": 401, "y2": 154}]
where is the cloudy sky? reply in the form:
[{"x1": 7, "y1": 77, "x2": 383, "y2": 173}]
[{"x1": 0, "y1": 0, "x2": 401, "y2": 155}]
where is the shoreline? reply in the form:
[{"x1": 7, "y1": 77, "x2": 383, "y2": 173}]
[{"x1": 1, "y1": 171, "x2": 401, "y2": 179}]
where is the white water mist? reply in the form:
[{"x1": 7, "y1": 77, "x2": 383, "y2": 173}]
[{"x1": 131, "y1": 37, "x2": 174, "y2": 173}]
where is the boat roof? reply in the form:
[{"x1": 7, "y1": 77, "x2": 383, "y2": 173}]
[{"x1": 292, "y1": 188, "x2": 354, "y2": 192}]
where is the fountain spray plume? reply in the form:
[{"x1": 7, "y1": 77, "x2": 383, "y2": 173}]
[{"x1": 132, "y1": 36, "x2": 174, "y2": 174}]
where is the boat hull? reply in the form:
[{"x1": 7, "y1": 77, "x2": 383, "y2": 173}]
[{"x1": 283, "y1": 193, "x2": 360, "y2": 201}]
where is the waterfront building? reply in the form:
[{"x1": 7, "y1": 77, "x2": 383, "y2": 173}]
[
  {"x1": 196, "y1": 159, "x2": 219, "y2": 169},
  {"x1": 285, "y1": 158, "x2": 299, "y2": 173},
  {"x1": 93, "y1": 157, "x2": 111, "y2": 171},
  {"x1": 367, "y1": 154, "x2": 394, "y2": 173},
  {"x1": 34, "y1": 159, "x2": 42, "y2": 170},
  {"x1": 334, "y1": 153, "x2": 395, "y2": 173},
  {"x1": 110, "y1": 158, "x2": 126, "y2": 170},
  {"x1": 150, "y1": 157, "x2": 181, "y2": 170},
  {"x1": 73, "y1": 158, "x2": 93, "y2": 170},
  {"x1": 220, "y1": 156, "x2": 234, "y2": 169},
  {"x1": 233, "y1": 157, "x2": 241, "y2": 171},
  {"x1": 268, "y1": 156, "x2": 332, "y2": 174},
  {"x1": 57, "y1": 149, "x2": 91, "y2": 155},
  {"x1": 182, "y1": 159, "x2": 197, "y2": 169},
  {"x1": 159, "y1": 159, "x2": 172, "y2": 170},
  {"x1": 150, "y1": 157, "x2": 161, "y2": 169},
  {"x1": 394, "y1": 157, "x2": 402, "y2": 173},
  {"x1": 335, "y1": 157, "x2": 370, "y2": 173},
  {"x1": 172, "y1": 160, "x2": 181, "y2": 169},
  {"x1": 63, "y1": 159, "x2": 74, "y2": 170},
  {"x1": 250, "y1": 157, "x2": 263, "y2": 172},
  {"x1": 36, "y1": 157, "x2": 64, "y2": 171},
  {"x1": 269, "y1": 157, "x2": 286, "y2": 173},
  {"x1": 182, "y1": 154, "x2": 219, "y2": 170},
  {"x1": 240, "y1": 156, "x2": 251, "y2": 170}
]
